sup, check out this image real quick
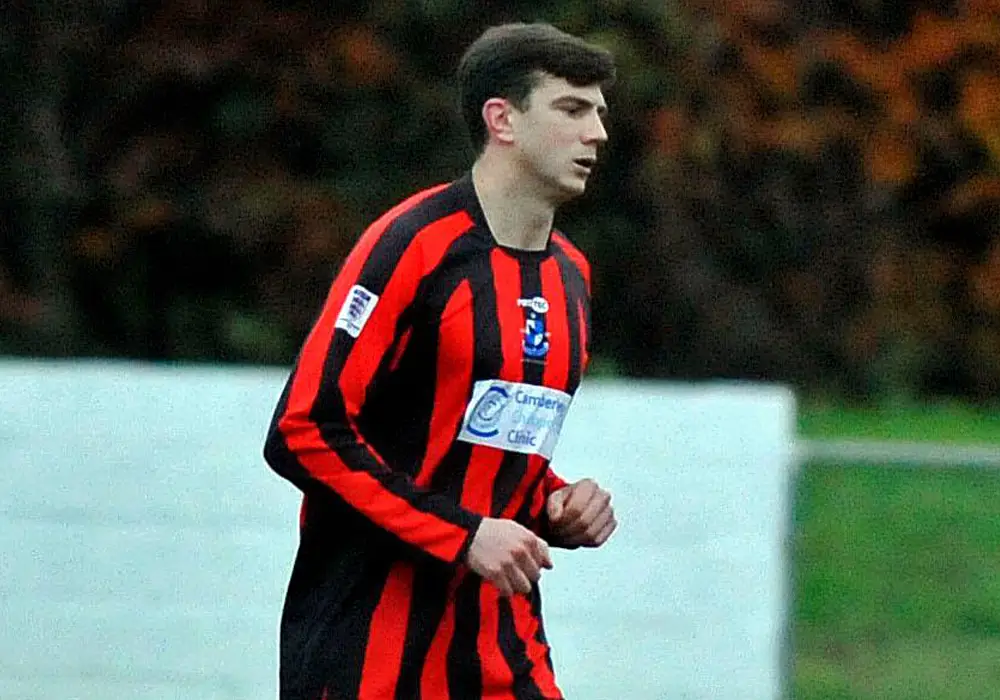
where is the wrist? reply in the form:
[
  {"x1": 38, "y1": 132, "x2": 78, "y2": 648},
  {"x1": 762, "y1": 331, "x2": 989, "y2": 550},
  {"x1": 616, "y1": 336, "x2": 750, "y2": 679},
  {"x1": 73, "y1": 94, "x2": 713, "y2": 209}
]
[{"x1": 457, "y1": 514, "x2": 485, "y2": 564}]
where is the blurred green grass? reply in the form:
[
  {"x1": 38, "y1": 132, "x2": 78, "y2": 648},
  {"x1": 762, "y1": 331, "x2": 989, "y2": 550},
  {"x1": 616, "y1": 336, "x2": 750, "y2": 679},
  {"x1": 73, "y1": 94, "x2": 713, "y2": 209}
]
[
  {"x1": 798, "y1": 403, "x2": 1000, "y2": 443},
  {"x1": 793, "y1": 406, "x2": 1000, "y2": 699}
]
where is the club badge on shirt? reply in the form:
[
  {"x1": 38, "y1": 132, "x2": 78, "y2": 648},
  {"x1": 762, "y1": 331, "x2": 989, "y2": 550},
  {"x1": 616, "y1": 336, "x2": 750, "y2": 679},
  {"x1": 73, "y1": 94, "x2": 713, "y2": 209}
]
[{"x1": 518, "y1": 296, "x2": 550, "y2": 362}]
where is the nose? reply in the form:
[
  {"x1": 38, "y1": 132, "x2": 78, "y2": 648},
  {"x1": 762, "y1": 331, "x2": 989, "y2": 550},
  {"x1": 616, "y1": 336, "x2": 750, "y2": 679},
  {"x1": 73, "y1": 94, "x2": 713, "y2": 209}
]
[{"x1": 585, "y1": 113, "x2": 608, "y2": 145}]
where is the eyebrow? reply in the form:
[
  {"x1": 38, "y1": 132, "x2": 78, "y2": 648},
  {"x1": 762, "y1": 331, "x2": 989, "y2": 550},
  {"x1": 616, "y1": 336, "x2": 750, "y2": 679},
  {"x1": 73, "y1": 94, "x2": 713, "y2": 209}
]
[{"x1": 552, "y1": 95, "x2": 608, "y2": 117}]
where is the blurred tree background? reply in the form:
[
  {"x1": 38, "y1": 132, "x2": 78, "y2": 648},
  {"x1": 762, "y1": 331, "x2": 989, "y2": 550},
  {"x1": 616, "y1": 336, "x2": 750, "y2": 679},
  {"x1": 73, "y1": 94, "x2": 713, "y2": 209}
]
[{"x1": 3, "y1": 0, "x2": 1000, "y2": 403}]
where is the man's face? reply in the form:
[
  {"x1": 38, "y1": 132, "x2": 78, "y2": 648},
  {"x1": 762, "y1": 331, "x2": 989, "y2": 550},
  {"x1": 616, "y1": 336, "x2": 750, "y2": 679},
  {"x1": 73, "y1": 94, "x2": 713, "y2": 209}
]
[{"x1": 508, "y1": 73, "x2": 609, "y2": 202}]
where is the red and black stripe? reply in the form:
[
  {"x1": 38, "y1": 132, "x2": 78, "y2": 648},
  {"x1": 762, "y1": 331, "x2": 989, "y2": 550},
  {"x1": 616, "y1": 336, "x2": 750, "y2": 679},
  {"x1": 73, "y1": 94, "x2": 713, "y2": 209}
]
[{"x1": 264, "y1": 173, "x2": 593, "y2": 700}]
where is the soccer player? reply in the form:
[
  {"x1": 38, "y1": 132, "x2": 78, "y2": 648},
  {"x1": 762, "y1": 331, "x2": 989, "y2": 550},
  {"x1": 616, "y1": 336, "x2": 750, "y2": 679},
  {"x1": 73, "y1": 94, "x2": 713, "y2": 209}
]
[{"x1": 263, "y1": 22, "x2": 617, "y2": 700}]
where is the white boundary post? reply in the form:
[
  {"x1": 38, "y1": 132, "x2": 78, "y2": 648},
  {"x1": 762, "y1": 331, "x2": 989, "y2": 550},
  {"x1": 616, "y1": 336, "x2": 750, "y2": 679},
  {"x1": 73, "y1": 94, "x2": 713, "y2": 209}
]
[{"x1": 797, "y1": 439, "x2": 1000, "y2": 468}]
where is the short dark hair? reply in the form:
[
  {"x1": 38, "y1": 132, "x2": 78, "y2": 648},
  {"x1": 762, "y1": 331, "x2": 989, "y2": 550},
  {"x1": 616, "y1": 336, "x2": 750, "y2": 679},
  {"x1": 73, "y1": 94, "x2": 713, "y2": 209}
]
[{"x1": 457, "y1": 23, "x2": 616, "y2": 150}]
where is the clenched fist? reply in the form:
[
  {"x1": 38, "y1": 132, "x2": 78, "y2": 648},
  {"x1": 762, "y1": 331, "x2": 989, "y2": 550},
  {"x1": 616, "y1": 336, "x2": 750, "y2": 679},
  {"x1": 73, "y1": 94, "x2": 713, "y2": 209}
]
[
  {"x1": 466, "y1": 518, "x2": 553, "y2": 596},
  {"x1": 547, "y1": 478, "x2": 616, "y2": 547}
]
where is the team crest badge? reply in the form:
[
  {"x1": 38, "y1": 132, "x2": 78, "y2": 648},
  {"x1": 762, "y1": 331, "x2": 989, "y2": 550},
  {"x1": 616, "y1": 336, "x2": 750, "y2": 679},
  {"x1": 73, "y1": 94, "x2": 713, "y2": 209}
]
[{"x1": 518, "y1": 296, "x2": 550, "y2": 361}]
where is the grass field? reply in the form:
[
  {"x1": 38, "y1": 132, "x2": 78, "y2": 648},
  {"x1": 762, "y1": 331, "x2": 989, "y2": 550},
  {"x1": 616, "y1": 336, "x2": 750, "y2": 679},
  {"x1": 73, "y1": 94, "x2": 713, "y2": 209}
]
[
  {"x1": 793, "y1": 405, "x2": 1000, "y2": 699},
  {"x1": 798, "y1": 402, "x2": 1000, "y2": 444}
]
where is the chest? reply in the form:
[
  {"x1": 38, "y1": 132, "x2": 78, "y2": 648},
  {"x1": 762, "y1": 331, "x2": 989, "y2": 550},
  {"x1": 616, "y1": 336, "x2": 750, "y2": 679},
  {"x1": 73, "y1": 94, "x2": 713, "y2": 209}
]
[{"x1": 416, "y1": 245, "x2": 590, "y2": 394}]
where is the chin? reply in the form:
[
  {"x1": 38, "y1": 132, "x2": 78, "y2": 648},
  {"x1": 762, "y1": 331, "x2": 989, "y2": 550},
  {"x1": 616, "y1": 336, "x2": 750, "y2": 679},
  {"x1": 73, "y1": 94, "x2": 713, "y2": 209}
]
[
  {"x1": 555, "y1": 178, "x2": 587, "y2": 201},
  {"x1": 537, "y1": 172, "x2": 587, "y2": 204}
]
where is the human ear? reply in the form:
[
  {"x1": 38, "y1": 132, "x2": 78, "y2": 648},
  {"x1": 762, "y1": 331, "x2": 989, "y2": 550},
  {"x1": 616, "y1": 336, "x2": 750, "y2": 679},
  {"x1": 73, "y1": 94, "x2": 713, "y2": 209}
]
[{"x1": 482, "y1": 98, "x2": 515, "y2": 145}]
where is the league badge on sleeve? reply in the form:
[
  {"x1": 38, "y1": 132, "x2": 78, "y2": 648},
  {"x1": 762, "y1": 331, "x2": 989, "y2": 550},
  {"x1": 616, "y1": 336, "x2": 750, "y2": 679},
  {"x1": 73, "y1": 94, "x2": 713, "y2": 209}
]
[
  {"x1": 518, "y1": 296, "x2": 550, "y2": 362},
  {"x1": 335, "y1": 284, "x2": 379, "y2": 338}
]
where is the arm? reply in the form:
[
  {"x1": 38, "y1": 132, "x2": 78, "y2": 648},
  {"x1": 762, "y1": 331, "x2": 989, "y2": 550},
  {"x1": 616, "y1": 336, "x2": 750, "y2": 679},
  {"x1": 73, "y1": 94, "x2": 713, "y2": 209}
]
[
  {"x1": 535, "y1": 467, "x2": 574, "y2": 548},
  {"x1": 263, "y1": 195, "x2": 482, "y2": 565},
  {"x1": 533, "y1": 237, "x2": 615, "y2": 549},
  {"x1": 542, "y1": 474, "x2": 617, "y2": 550}
]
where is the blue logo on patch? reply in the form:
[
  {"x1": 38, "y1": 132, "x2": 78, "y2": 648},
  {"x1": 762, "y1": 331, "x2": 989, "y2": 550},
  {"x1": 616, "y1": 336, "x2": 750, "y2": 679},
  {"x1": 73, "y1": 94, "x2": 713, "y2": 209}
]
[
  {"x1": 346, "y1": 288, "x2": 372, "y2": 322},
  {"x1": 518, "y1": 297, "x2": 550, "y2": 360},
  {"x1": 466, "y1": 386, "x2": 510, "y2": 437}
]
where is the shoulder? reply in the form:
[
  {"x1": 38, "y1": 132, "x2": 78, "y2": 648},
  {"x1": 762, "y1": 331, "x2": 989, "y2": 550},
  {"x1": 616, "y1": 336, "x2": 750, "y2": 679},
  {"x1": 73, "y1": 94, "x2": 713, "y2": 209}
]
[
  {"x1": 363, "y1": 182, "x2": 453, "y2": 243},
  {"x1": 551, "y1": 231, "x2": 592, "y2": 290},
  {"x1": 362, "y1": 179, "x2": 476, "y2": 253},
  {"x1": 348, "y1": 179, "x2": 477, "y2": 282}
]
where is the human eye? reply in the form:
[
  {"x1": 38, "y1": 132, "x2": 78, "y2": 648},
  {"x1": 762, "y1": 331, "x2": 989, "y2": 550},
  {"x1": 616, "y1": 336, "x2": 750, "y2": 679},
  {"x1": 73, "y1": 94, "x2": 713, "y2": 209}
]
[{"x1": 562, "y1": 103, "x2": 587, "y2": 117}]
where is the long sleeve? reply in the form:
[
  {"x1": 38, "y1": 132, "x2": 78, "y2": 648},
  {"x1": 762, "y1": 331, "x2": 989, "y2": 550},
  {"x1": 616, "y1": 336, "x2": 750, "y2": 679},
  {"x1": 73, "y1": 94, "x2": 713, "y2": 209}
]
[
  {"x1": 533, "y1": 466, "x2": 580, "y2": 548},
  {"x1": 263, "y1": 186, "x2": 483, "y2": 564}
]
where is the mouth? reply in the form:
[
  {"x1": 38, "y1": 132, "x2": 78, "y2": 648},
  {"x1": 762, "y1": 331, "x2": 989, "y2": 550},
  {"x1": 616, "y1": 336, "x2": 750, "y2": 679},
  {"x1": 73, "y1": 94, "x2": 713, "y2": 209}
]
[{"x1": 572, "y1": 156, "x2": 597, "y2": 172}]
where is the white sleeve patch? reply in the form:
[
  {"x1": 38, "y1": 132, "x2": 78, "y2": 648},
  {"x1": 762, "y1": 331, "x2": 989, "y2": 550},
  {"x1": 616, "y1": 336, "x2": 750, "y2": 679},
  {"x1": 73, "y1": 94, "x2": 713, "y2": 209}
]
[{"x1": 334, "y1": 284, "x2": 380, "y2": 338}]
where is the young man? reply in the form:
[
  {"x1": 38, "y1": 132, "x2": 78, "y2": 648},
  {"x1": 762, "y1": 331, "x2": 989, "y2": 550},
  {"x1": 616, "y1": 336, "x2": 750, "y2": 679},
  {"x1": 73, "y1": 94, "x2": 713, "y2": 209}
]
[{"x1": 263, "y1": 22, "x2": 617, "y2": 700}]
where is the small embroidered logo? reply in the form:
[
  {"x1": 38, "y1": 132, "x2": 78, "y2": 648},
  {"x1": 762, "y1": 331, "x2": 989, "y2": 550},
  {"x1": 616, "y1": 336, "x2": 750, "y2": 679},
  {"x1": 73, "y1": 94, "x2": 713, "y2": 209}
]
[
  {"x1": 518, "y1": 296, "x2": 550, "y2": 361},
  {"x1": 335, "y1": 285, "x2": 379, "y2": 338}
]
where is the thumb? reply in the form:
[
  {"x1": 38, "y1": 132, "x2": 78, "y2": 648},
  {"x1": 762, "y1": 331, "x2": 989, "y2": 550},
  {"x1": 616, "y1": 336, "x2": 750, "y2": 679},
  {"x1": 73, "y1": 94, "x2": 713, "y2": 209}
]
[{"x1": 547, "y1": 487, "x2": 567, "y2": 522}]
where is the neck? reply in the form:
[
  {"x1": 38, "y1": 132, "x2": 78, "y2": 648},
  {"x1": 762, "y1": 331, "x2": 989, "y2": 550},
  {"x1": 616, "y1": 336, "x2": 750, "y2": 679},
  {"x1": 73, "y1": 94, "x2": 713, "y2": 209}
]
[{"x1": 471, "y1": 155, "x2": 555, "y2": 252}]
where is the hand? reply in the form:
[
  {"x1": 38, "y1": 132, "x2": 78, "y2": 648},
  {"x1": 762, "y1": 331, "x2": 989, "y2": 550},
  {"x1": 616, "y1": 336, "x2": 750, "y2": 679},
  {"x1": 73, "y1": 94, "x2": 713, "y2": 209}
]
[
  {"x1": 547, "y1": 478, "x2": 617, "y2": 548},
  {"x1": 466, "y1": 518, "x2": 553, "y2": 596}
]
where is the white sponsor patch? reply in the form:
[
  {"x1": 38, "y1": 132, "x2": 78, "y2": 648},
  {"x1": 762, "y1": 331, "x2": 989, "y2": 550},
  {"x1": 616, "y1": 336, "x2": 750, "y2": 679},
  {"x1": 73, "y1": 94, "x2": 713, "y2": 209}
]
[
  {"x1": 517, "y1": 296, "x2": 549, "y2": 314},
  {"x1": 457, "y1": 380, "x2": 573, "y2": 459},
  {"x1": 335, "y1": 285, "x2": 379, "y2": 338}
]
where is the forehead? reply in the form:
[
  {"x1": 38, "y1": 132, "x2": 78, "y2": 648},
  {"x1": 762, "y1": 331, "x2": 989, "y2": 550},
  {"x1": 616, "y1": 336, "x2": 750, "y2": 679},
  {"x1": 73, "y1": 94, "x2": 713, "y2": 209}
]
[{"x1": 529, "y1": 73, "x2": 607, "y2": 108}]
